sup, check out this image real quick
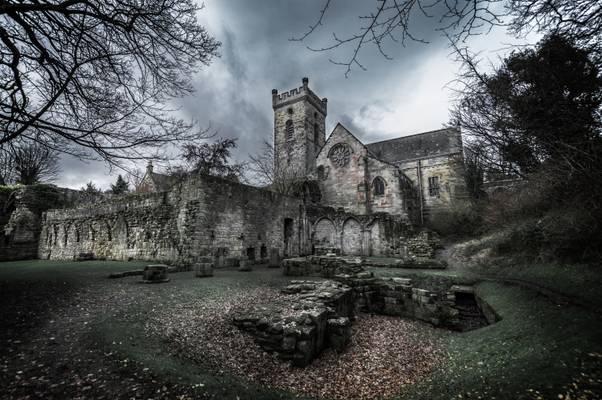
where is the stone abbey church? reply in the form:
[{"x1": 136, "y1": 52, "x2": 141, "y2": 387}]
[{"x1": 4, "y1": 78, "x2": 466, "y2": 264}]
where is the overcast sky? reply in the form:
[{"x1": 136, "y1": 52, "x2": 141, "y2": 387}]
[{"x1": 56, "y1": 0, "x2": 532, "y2": 190}]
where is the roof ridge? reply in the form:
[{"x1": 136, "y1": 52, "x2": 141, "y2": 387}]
[{"x1": 365, "y1": 127, "x2": 457, "y2": 146}]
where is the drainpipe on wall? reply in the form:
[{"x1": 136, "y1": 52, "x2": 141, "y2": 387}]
[
  {"x1": 363, "y1": 156, "x2": 372, "y2": 215},
  {"x1": 417, "y1": 159, "x2": 424, "y2": 225}
]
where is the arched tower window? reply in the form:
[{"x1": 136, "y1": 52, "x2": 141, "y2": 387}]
[
  {"x1": 313, "y1": 122, "x2": 319, "y2": 143},
  {"x1": 372, "y1": 177, "x2": 385, "y2": 196},
  {"x1": 285, "y1": 119, "x2": 294, "y2": 140}
]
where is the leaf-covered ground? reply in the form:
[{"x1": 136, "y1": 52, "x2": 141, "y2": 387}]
[
  {"x1": 0, "y1": 259, "x2": 600, "y2": 400},
  {"x1": 145, "y1": 287, "x2": 444, "y2": 400}
]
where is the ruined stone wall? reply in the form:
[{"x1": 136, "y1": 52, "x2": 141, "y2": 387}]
[
  {"x1": 307, "y1": 206, "x2": 412, "y2": 257},
  {"x1": 0, "y1": 185, "x2": 86, "y2": 261},
  {"x1": 39, "y1": 175, "x2": 306, "y2": 264}
]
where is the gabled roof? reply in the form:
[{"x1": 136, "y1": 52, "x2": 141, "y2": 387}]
[
  {"x1": 150, "y1": 172, "x2": 178, "y2": 192},
  {"x1": 317, "y1": 122, "x2": 379, "y2": 160},
  {"x1": 365, "y1": 127, "x2": 462, "y2": 163}
]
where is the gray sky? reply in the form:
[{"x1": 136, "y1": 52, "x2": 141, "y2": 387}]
[{"x1": 56, "y1": 0, "x2": 532, "y2": 190}]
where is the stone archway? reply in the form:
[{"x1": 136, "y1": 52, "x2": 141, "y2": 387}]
[
  {"x1": 342, "y1": 218, "x2": 362, "y2": 255},
  {"x1": 314, "y1": 218, "x2": 336, "y2": 253},
  {"x1": 368, "y1": 220, "x2": 383, "y2": 256}
]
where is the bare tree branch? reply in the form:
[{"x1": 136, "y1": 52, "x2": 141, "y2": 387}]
[
  {"x1": 0, "y1": 0, "x2": 220, "y2": 169},
  {"x1": 296, "y1": 0, "x2": 602, "y2": 75}
]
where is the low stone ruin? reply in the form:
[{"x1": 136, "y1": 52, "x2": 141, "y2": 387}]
[
  {"x1": 75, "y1": 251, "x2": 95, "y2": 261},
  {"x1": 142, "y1": 264, "x2": 170, "y2": 283},
  {"x1": 282, "y1": 255, "x2": 365, "y2": 277},
  {"x1": 194, "y1": 262, "x2": 213, "y2": 277},
  {"x1": 233, "y1": 280, "x2": 354, "y2": 366},
  {"x1": 336, "y1": 274, "x2": 461, "y2": 328},
  {"x1": 238, "y1": 258, "x2": 252, "y2": 271},
  {"x1": 283, "y1": 253, "x2": 446, "y2": 277},
  {"x1": 233, "y1": 273, "x2": 496, "y2": 367}
]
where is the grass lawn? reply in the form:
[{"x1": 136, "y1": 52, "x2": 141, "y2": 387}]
[{"x1": 0, "y1": 259, "x2": 600, "y2": 399}]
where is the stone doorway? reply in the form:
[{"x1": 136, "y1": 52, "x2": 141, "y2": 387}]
[
  {"x1": 283, "y1": 218, "x2": 294, "y2": 257},
  {"x1": 342, "y1": 218, "x2": 362, "y2": 255},
  {"x1": 246, "y1": 247, "x2": 256, "y2": 262}
]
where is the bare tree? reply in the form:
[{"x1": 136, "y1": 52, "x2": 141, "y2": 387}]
[
  {"x1": 176, "y1": 137, "x2": 246, "y2": 182},
  {"x1": 125, "y1": 167, "x2": 144, "y2": 191},
  {"x1": 0, "y1": 147, "x2": 14, "y2": 185},
  {"x1": 248, "y1": 140, "x2": 307, "y2": 195},
  {"x1": 509, "y1": 0, "x2": 602, "y2": 63},
  {"x1": 0, "y1": 0, "x2": 220, "y2": 166},
  {"x1": 12, "y1": 142, "x2": 60, "y2": 184},
  {"x1": 296, "y1": 0, "x2": 602, "y2": 75}
]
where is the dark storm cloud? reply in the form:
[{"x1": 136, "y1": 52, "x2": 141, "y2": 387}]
[
  {"x1": 182, "y1": 0, "x2": 452, "y2": 159},
  {"x1": 55, "y1": 0, "x2": 520, "y2": 189}
]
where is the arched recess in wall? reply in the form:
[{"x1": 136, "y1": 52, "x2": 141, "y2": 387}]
[
  {"x1": 113, "y1": 217, "x2": 129, "y2": 247},
  {"x1": 367, "y1": 219, "x2": 383, "y2": 257},
  {"x1": 342, "y1": 217, "x2": 362, "y2": 256},
  {"x1": 313, "y1": 218, "x2": 336, "y2": 249},
  {"x1": 62, "y1": 223, "x2": 70, "y2": 247},
  {"x1": 68, "y1": 223, "x2": 80, "y2": 244}
]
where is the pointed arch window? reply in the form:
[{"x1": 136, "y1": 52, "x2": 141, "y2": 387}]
[
  {"x1": 372, "y1": 176, "x2": 386, "y2": 196},
  {"x1": 286, "y1": 119, "x2": 294, "y2": 140}
]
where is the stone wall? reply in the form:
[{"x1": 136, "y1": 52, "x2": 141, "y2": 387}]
[
  {"x1": 336, "y1": 274, "x2": 461, "y2": 329},
  {"x1": 308, "y1": 205, "x2": 412, "y2": 257},
  {"x1": 0, "y1": 185, "x2": 86, "y2": 261},
  {"x1": 233, "y1": 280, "x2": 354, "y2": 367},
  {"x1": 315, "y1": 124, "x2": 411, "y2": 217},
  {"x1": 398, "y1": 153, "x2": 467, "y2": 221},
  {"x1": 38, "y1": 175, "x2": 306, "y2": 265},
  {"x1": 233, "y1": 275, "x2": 493, "y2": 367}
]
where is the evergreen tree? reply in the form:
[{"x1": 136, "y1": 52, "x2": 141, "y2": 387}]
[{"x1": 111, "y1": 175, "x2": 130, "y2": 195}]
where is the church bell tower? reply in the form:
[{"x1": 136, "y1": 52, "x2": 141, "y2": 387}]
[{"x1": 272, "y1": 77, "x2": 327, "y2": 177}]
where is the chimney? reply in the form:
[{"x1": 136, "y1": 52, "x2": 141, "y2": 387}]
[{"x1": 146, "y1": 161, "x2": 154, "y2": 175}]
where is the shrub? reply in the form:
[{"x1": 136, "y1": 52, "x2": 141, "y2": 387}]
[{"x1": 428, "y1": 199, "x2": 483, "y2": 238}]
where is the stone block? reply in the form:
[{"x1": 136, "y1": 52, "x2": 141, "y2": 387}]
[
  {"x1": 327, "y1": 317, "x2": 351, "y2": 352},
  {"x1": 282, "y1": 335, "x2": 296, "y2": 351},
  {"x1": 225, "y1": 257, "x2": 239, "y2": 268},
  {"x1": 142, "y1": 264, "x2": 169, "y2": 283},
  {"x1": 76, "y1": 252, "x2": 95, "y2": 261},
  {"x1": 194, "y1": 262, "x2": 213, "y2": 278},
  {"x1": 213, "y1": 254, "x2": 225, "y2": 268},
  {"x1": 268, "y1": 248, "x2": 280, "y2": 268},
  {"x1": 238, "y1": 259, "x2": 252, "y2": 272},
  {"x1": 294, "y1": 340, "x2": 314, "y2": 367}
]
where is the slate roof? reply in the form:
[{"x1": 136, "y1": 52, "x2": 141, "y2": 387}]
[
  {"x1": 150, "y1": 172, "x2": 178, "y2": 192},
  {"x1": 365, "y1": 128, "x2": 462, "y2": 164}
]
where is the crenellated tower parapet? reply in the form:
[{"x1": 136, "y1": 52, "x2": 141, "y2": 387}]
[
  {"x1": 272, "y1": 77, "x2": 328, "y2": 177},
  {"x1": 272, "y1": 77, "x2": 328, "y2": 115}
]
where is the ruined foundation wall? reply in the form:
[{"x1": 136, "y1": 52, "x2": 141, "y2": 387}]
[{"x1": 39, "y1": 175, "x2": 306, "y2": 264}]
